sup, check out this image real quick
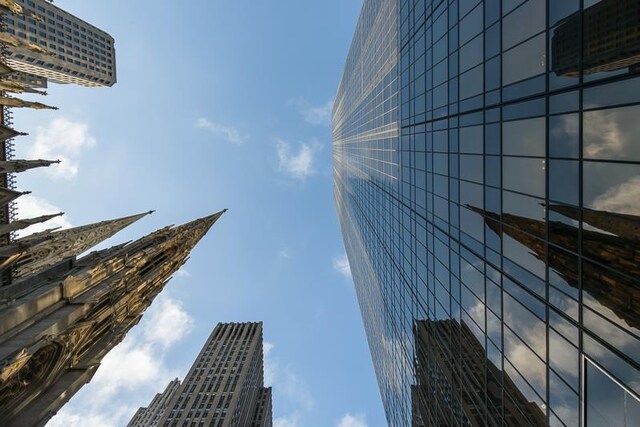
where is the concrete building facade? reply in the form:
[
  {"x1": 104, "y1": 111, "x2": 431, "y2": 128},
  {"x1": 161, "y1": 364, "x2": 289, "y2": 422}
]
[
  {"x1": 3, "y1": 0, "x2": 116, "y2": 87},
  {"x1": 129, "y1": 379, "x2": 182, "y2": 427},
  {"x1": 133, "y1": 322, "x2": 273, "y2": 427}
]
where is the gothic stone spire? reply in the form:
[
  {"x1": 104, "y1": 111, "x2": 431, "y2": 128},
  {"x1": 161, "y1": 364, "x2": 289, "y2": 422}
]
[
  {"x1": 0, "y1": 79, "x2": 47, "y2": 95},
  {"x1": 0, "y1": 188, "x2": 28, "y2": 208},
  {"x1": 0, "y1": 159, "x2": 60, "y2": 174},
  {"x1": 0, "y1": 124, "x2": 25, "y2": 142},
  {"x1": 0, "y1": 210, "x2": 225, "y2": 426},
  {"x1": 3, "y1": 210, "x2": 153, "y2": 278},
  {"x1": 0, "y1": 96, "x2": 57, "y2": 110},
  {"x1": 0, "y1": 212, "x2": 63, "y2": 236}
]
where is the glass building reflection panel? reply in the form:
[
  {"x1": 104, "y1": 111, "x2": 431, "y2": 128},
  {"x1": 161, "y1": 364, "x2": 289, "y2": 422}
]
[{"x1": 334, "y1": 0, "x2": 640, "y2": 426}]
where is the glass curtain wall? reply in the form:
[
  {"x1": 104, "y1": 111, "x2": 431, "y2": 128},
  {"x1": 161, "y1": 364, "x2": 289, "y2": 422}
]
[{"x1": 334, "y1": 0, "x2": 640, "y2": 426}]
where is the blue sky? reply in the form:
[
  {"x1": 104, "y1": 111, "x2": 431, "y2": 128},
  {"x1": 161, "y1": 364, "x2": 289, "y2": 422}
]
[{"x1": 10, "y1": 1, "x2": 387, "y2": 426}]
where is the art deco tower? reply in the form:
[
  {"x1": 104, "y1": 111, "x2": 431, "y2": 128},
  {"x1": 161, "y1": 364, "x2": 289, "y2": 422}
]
[{"x1": 130, "y1": 322, "x2": 273, "y2": 427}]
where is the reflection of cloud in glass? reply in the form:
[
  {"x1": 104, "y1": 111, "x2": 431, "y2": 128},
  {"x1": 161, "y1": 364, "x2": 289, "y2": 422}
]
[
  {"x1": 585, "y1": 105, "x2": 640, "y2": 162},
  {"x1": 592, "y1": 175, "x2": 640, "y2": 215},
  {"x1": 549, "y1": 114, "x2": 579, "y2": 158},
  {"x1": 584, "y1": 109, "x2": 627, "y2": 158}
]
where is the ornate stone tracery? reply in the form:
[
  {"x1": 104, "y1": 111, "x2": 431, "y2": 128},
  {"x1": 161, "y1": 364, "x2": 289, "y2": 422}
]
[{"x1": 0, "y1": 211, "x2": 225, "y2": 426}]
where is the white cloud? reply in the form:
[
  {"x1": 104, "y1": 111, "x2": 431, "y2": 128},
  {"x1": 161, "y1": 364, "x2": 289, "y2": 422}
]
[
  {"x1": 338, "y1": 413, "x2": 368, "y2": 427},
  {"x1": 289, "y1": 98, "x2": 334, "y2": 126},
  {"x1": 333, "y1": 253, "x2": 352, "y2": 280},
  {"x1": 48, "y1": 294, "x2": 193, "y2": 427},
  {"x1": 195, "y1": 117, "x2": 246, "y2": 145},
  {"x1": 264, "y1": 342, "x2": 314, "y2": 426},
  {"x1": 141, "y1": 296, "x2": 194, "y2": 348},
  {"x1": 584, "y1": 109, "x2": 627, "y2": 159},
  {"x1": 278, "y1": 249, "x2": 291, "y2": 260},
  {"x1": 28, "y1": 118, "x2": 97, "y2": 179},
  {"x1": 174, "y1": 268, "x2": 191, "y2": 278},
  {"x1": 280, "y1": 367, "x2": 314, "y2": 411},
  {"x1": 276, "y1": 139, "x2": 316, "y2": 180},
  {"x1": 15, "y1": 194, "x2": 71, "y2": 237},
  {"x1": 46, "y1": 406, "x2": 134, "y2": 427},
  {"x1": 274, "y1": 413, "x2": 301, "y2": 427}
]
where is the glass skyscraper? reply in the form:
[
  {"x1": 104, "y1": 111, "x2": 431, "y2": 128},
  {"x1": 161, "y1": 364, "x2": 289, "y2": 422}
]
[{"x1": 333, "y1": 0, "x2": 640, "y2": 425}]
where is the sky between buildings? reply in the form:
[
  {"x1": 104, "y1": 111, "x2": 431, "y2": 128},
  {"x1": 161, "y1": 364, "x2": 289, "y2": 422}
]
[{"x1": 10, "y1": 0, "x2": 386, "y2": 426}]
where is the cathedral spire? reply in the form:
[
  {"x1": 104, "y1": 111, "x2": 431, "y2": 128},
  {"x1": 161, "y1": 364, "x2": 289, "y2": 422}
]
[
  {"x1": 0, "y1": 210, "x2": 226, "y2": 426},
  {"x1": 0, "y1": 212, "x2": 63, "y2": 236},
  {"x1": 0, "y1": 96, "x2": 57, "y2": 110},
  {"x1": 5, "y1": 210, "x2": 154, "y2": 278},
  {"x1": 0, "y1": 80, "x2": 47, "y2": 95},
  {"x1": 0, "y1": 124, "x2": 25, "y2": 142},
  {"x1": 0, "y1": 188, "x2": 29, "y2": 208},
  {"x1": 0, "y1": 159, "x2": 60, "y2": 174},
  {"x1": 114, "y1": 209, "x2": 226, "y2": 260}
]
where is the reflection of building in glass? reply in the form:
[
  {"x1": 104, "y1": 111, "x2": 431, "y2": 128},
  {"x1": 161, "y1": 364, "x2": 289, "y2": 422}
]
[
  {"x1": 552, "y1": 0, "x2": 640, "y2": 76},
  {"x1": 468, "y1": 205, "x2": 640, "y2": 331},
  {"x1": 149, "y1": 322, "x2": 273, "y2": 427},
  {"x1": 334, "y1": 0, "x2": 640, "y2": 425},
  {"x1": 412, "y1": 320, "x2": 547, "y2": 427}
]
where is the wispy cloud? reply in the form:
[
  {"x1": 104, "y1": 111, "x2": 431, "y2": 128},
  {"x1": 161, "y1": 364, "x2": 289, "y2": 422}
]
[
  {"x1": 289, "y1": 98, "x2": 334, "y2": 126},
  {"x1": 337, "y1": 413, "x2": 368, "y2": 427},
  {"x1": 27, "y1": 118, "x2": 97, "y2": 179},
  {"x1": 276, "y1": 139, "x2": 317, "y2": 180},
  {"x1": 174, "y1": 268, "x2": 191, "y2": 278},
  {"x1": 278, "y1": 249, "x2": 291, "y2": 260},
  {"x1": 195, "y1": 117, "x2": 246, "y2": 145},
  {"x1": 264, "y1": 341, "x2": 314, "y2": 425},
  {"x1": 333, "y1": 253, "x2": 352, "y2": 280},
  {"x1": 274, "y1": 413, "x2": 302, "y2": 427},
  {"x1": 48, "y1": 294, "x2": 193, "y2": 427},
  {"x1": 15, "y1": 195, "x2": 71, "y2": 237}
]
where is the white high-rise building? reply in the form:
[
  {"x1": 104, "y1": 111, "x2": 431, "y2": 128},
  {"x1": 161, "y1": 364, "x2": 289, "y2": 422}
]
[{"x1": 3, "y1": 0, "x2": 116, "y2": 87}]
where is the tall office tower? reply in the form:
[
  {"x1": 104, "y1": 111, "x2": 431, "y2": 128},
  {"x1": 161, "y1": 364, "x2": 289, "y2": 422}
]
[
  {"x1": 0, "y1": 210, "x2": 225, "y2": 426},
  {"x1": 132, "y1": 322, "x2": 273, "y2": 427},
  {"x1": 2, "y1": 0, "x2": 116, "y2": 87},
  {"x1": 129, "y1": 379, "x2": 182, "y2": 427},
  {"x1": 333, "y1": 0, "x2": 640, "y2": 425}
]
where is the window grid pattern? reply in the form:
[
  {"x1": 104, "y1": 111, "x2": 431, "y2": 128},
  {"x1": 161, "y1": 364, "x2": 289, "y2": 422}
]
[
  {"x1": 334, "y1": 0, "x2": 640, "y2": 426},
  {"x1": 136, "y1": 322, "x2": 273, "y2": 427},
  {"x1": 3, "y1": 0, "x2": 116, "y2": 87}
]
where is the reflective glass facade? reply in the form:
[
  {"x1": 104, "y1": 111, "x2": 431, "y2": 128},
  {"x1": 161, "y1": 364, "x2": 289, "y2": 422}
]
[{"x1": 333, "y1": 0, "x2": 640, "y2": 425}]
